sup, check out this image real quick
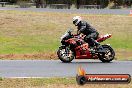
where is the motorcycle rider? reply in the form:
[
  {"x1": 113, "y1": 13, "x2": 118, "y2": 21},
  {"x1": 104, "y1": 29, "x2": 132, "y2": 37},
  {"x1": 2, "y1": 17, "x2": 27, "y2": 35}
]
[{"x1": 73, "y1": 16, "x2": 103, "y2": 52}]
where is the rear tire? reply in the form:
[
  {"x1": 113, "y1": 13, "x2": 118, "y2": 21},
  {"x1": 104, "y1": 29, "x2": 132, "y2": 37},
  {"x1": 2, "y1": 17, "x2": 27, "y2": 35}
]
[
  {"x1": 98, "y1": 45, "x2": 115, "y2": 63},
  {"x1": 57, "y1": 46, "x2": 74, "y2": 63}
]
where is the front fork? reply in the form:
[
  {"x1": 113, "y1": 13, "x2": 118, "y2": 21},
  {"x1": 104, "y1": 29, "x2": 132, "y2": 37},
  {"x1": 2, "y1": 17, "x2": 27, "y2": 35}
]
[
  {"x1": 59, "y1": 45, "x2": 66, "y2": 49},
  {"x1": 59, "y1": 45, "x2": 75, "y2": 56}
]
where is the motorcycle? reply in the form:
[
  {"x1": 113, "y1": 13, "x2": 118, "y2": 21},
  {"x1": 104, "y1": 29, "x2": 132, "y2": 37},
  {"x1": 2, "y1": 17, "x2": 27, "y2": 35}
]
[{"x1": 57, "y1": 29, "x2": 115, "y2": 63}]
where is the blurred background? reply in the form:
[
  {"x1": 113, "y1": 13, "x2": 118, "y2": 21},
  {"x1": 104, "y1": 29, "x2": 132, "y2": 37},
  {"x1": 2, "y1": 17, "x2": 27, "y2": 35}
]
[{"x1": 0, "y1": 0, "x2": 132, "y2": 9}]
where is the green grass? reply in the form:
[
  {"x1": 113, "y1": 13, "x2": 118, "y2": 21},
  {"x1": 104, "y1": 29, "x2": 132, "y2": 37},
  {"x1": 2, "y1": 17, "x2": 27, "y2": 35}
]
[
  {"x1": 0, "y1": 78, "x2": 132, "y2": 88},
  {"x1": 0, "y1": 35, "x2": 59, "y2": 54},
  {"x1": 31, "y1": 78, "x2": 75, "y2": 86},
  {"x1": 103, "y1": 34, "x2": 132, "y2": 50}
]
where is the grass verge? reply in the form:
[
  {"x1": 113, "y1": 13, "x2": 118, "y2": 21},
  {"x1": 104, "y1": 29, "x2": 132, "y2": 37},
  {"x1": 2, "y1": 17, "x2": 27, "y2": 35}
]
[
  {"x1": 0, "y1": 78, "x2": 132, "y2": 88},
  {"x1": 0, "y1": 10, "x2": 131, "y2": 60}
]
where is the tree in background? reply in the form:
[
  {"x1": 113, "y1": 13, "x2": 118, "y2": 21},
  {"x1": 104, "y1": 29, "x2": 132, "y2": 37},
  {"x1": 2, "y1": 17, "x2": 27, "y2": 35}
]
[
  {"x1": 3, "y1": 0, "x2": 132, "y2": 8},
  {"x1": 35, "y1": 0, "x2": 43, "y2": 8},
  {"x1": 123, "y1": 0, "x2": 132, "y2": 8},
  {"x1": 108, "y1": 0, "x2": 132, "y2": 8}
]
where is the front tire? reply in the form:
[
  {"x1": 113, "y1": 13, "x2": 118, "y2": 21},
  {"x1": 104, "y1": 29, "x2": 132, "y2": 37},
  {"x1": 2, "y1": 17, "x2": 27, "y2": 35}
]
[
  {"x1": 57, "y1": 46, "x2": 74, "y2": 63},
  {"x1": 98, "y1": 45, "x2": 115, "y2": 63}
]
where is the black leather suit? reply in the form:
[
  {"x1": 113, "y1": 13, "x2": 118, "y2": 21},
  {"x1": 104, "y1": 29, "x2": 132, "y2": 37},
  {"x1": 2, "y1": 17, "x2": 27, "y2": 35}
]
[{"x1": 77, "y1": 21, "x2": 99, "y2": 47}]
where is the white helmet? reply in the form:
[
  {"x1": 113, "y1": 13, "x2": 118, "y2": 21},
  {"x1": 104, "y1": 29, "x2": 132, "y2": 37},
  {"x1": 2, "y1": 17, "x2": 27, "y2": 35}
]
[{"x1": 73, "y1": 16, "x2": 82, "y2": 26}]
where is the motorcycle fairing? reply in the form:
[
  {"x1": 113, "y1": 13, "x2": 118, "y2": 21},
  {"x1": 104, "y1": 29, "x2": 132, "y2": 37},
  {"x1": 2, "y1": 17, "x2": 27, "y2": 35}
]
[{"x1": 75, "y1": 43, "x2": 93, "y2": 59}]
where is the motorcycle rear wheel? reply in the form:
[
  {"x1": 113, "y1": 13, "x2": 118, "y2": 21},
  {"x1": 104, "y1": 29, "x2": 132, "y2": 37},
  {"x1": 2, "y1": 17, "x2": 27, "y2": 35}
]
[
  {"x1": 98, "y1": 45, "x2": 115, "y2": 63},
  {"x1": 57, "y1": 46, "x2": 74, "y2": 63}
]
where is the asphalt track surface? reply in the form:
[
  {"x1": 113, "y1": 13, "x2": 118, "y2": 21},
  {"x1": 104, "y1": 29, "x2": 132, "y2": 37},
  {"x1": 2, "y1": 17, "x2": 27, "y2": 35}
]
[
  {"x1": 0, "y1": 60, "x2": 132, "y2": 78},
  {"x1": 0, "y1": 7, "x2": 131, "y2": 15}
]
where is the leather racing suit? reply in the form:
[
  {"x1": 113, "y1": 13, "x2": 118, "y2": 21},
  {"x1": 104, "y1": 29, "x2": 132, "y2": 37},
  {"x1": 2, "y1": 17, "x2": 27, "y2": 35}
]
[{"x1": 77, "y1": 21, "x2": 100, "y2": 47}]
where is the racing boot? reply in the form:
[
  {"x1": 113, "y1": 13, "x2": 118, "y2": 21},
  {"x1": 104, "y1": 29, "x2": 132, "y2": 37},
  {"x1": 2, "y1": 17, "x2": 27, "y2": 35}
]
[
  {"x1": 92, "y1": 39, "x2": 105, "y2": 53},
  {"x1": 96, "y1": 45, "x2": 106, "y2": 53}
]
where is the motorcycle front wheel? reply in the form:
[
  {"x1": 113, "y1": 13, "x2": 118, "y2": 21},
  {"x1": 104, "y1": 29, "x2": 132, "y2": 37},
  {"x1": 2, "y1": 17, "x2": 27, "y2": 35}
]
[
  {"x1": 57, "y1": 46, "x2": 74, "y2": 63},
  {"x1": 98, "y1": 45, "x2": 115, "y2": 63}
]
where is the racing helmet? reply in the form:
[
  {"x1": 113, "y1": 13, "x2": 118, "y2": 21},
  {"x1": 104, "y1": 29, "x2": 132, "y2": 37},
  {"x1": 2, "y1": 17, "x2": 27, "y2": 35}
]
[{"x1": 73, "y1": 16, "x2": 82, "y2": 26}]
